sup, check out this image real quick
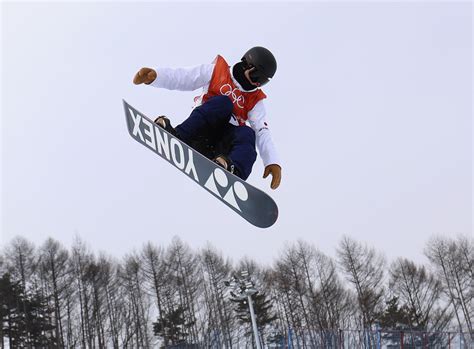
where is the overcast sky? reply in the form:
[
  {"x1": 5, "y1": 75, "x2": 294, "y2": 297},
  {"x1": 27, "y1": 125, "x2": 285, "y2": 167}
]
[{"x1": 1, "y1": 1, "x2": 472, "y2": 266}]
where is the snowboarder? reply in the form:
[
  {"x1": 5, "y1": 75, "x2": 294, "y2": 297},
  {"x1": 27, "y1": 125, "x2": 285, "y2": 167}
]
[{"x1": 133, "y1": 47, "x2": 282, "y2": 190}]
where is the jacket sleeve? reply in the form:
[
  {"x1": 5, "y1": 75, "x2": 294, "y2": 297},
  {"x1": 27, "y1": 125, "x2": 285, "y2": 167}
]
[
  {"x1": 150, "y1": 63, "x2": 214, "y2": 91},
  {"x1": 247, "y1": 100, "x2": 281, "y2": 167}
]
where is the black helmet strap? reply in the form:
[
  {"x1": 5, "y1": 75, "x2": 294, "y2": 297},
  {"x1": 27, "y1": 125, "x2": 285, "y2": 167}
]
[
  {"x1": 241, "y1": 57, "x2": 270, "y2": 86},
  {"x1": 248, "y1": 68, "x2": 270, "y2": 86},
  {"x1": 232, "y1": 62, "x2": 258, "y2": 91}
]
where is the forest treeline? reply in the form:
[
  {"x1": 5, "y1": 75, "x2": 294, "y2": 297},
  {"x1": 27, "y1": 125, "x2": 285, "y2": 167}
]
[{"x1": 0, "y1": 234, "x2": 472, "y2": 348}]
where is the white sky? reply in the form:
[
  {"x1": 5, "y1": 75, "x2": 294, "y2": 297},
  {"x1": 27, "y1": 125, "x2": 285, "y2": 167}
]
[{"x1": 1, "y1": 1, "x2": 472, "y2": 266}]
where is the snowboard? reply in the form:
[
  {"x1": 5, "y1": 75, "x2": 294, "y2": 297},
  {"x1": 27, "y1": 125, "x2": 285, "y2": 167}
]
[{"x1": 123, "y1": 100, "x2": 278, "y2": 228}]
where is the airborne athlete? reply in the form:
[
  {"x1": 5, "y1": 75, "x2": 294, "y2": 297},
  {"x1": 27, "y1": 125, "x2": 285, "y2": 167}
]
[{"x1": 133, "y1": 47, "x2": 282, "y2": 190}]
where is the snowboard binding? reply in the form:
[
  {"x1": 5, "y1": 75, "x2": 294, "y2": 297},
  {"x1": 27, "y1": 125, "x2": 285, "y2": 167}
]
[
  {"x1": 154, "y1": 116, "x2": 178, "y2": 138},
  {"x1": 214, "y1": 154, "x2": 241, "y2": 178}
]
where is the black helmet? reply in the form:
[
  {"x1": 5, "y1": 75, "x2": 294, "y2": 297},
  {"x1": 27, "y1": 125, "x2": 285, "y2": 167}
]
[{"x1": 242, "y1": 46, "x2": 277, "y2": 86}]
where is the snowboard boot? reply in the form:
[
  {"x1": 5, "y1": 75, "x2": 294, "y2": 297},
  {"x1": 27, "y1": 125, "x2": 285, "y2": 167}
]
[
  {"x1": 191, "y1": 137, "x2": 216, "y2": 159},
  {"x1": 154, "y1": 116, "x2": 178, "y2": 138},
  {"x1": 213, "y1": 155, "x2": 241, "y2": 178}
]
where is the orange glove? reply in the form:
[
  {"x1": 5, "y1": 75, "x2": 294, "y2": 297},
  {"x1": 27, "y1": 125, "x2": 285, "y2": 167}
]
[
  {"x1": 133, "y1": 67, "x2": 157, "y2": 85},
  {"x1": 263, "y1": 164, "x2": 281, "y2": 190}
]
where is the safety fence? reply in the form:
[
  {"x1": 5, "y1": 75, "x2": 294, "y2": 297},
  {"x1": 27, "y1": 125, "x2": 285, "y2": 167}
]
[
  {"x1": 173, "y1": 329, "x2": 473, "y2": 348},
  {"x1": 266, "y1": 329, "x2": 472, "y2": 349}
]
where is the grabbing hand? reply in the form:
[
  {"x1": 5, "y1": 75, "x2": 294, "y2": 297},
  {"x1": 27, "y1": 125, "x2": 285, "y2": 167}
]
[
  {"x1": 133, "y1": 67, "x2": 157, "y2": 85},
  {"x1": 263, "y1": 164, "x2": 281, "y2": 190}
]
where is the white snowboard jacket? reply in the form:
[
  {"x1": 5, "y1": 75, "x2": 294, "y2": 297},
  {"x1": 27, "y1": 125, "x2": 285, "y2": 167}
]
[{"x1": 150, "y1": 62, "x2": 281, "y2": 168}]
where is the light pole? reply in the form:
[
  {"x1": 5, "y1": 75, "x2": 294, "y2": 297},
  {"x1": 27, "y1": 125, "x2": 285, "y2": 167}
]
[{"x1": 225, "y1": 270, "x2": 262, "y2": 349}]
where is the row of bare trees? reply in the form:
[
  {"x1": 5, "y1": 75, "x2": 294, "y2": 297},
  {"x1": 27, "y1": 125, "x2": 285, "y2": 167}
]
[{"x1": 0, "y1": 234, "x2": 472, "y2": 348}]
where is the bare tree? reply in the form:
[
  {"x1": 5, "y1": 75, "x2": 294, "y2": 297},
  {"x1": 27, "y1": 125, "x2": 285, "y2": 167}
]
[
  {"x1": 38, "y1": 237, "x2": 70, "y2": 347},
  {"x1": 269, "y1": 249, "x2": 311, "y2": 348},
  {"x1": 267, "y1": 260, "x2": 304, "y2": 347},
  {"x1": 199, "y1": 243, "x2": 234, "y2": 347},
  {"x1": 70, "y1": 236, "x2": 95, "y2": 348},
  {"x1": 425, "y1": 235, "x2": 473, "y2": 338},
  {"x1": 165, "y1": 237, "x2": 202, "y2": 344},
  {"x1": 337, "y1": 236, "x2": 385, "y2": 329},
  {"x1": 268, "y1": 241, "x2": 354, "y2": 348},
  {"x1": 141, "y1": 242, "x2": 169, "y2": 346},
  {"x1": 121, "y1": 252, "x2": 151, "y2": 348},
  {"x1": 389, "y1": 257, "x2": 443, "y2": 330},
  {"x1": 310, "y1": 247, "x2": 354, "y2": 331}
]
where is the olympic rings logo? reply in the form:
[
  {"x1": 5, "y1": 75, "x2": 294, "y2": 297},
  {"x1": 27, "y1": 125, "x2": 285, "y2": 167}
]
[{"x1": 219, "y1": 84, "x2": 245, "y2": 109}]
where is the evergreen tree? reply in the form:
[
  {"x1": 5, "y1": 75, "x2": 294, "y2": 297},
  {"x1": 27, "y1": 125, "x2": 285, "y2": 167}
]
[
  {"x1": 230, "y1": 290, "x2": 277, "y2": 334},
  {"x1": 27, "y1": 291, "x2": 58, "y2": 347},
  {"x1": 377, "y1": 296, "x2": 412, "y2": 329},
  {"x1": 153, "y1": 305, "x2": 190, "y2": 345},
  {"x1": 0, "y1": 273, "x2": 57, "y2": 348}
]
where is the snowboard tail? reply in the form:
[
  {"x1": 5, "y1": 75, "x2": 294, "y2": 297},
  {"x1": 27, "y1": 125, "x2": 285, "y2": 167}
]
[{"x1": 123, "y1": 100, "x2": 278, "y2": 228}]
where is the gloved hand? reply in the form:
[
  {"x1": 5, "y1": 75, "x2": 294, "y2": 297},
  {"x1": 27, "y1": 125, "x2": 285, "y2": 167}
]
[
  {"x1": 263, "y1": 164, "x2": 281, "y2": 190},
  {"x1": 133, "y1": 67, "x2": 157, "y2": 85}
]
